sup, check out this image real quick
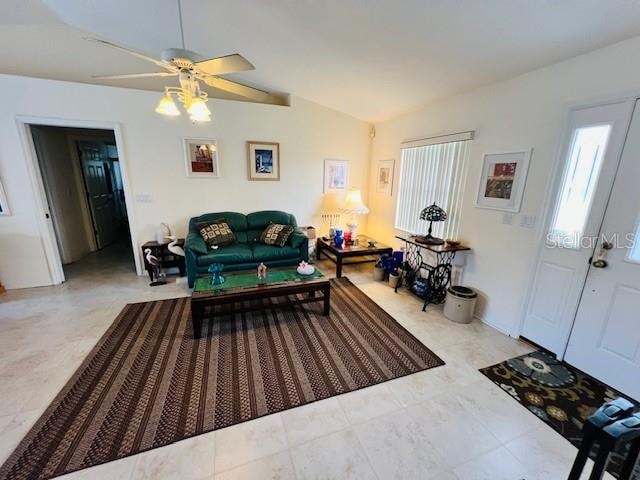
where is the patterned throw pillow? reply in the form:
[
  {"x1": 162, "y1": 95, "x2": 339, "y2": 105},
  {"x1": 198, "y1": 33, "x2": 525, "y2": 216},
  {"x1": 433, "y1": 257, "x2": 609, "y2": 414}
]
[
  {"x1": 260, "y1": 223, "x2": 295, "y2": 247},
  {"x1": 198, "y1": 221, "x2": 236, "y2": 247}
]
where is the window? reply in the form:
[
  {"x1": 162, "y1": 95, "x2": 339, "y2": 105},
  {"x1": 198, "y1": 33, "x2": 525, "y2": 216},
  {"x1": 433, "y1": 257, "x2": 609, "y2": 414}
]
[
  {"x1": 627, "y1": 217, "x2": 640, "y2": 263},
  {"x1": 548, "y1": 124, "x2": 611, "y2": 248},
  {"x1": 395, "y1": 135, "x2": 471, "y2": 239}
]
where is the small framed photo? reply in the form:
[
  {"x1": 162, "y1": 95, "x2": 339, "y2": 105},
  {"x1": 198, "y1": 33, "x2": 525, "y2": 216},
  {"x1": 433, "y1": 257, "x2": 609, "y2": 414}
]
[
  {"x1": 376, "y1": 159, "x2": 395, "y2": 195},
  {"x1": 323, "y1": 159, "x2": 349, "y2": 192},
  {"x1": 0, "y1": 178, "x2": 9, "y2": 216},
  {"x1": 475, "y1": 149, "x2": 532, "y2": 212},
  {"x1": 247, "y1": 141, "x2": 280, "y2": 181},
  {"x1": 184, "y1": 138, "x2": 219, "y2": 178}
]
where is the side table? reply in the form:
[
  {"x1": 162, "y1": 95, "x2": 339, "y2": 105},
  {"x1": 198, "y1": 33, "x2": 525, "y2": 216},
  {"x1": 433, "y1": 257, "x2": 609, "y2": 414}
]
[
  {"x1": 395, "y1": 235, "x2": 471, "y2": 311},
  {"x1": 317, "y1": 235, "x2": 393, "y2": 277},
  {"x1": 141, "y1": 239, "x2": 186, "y2": 281}
]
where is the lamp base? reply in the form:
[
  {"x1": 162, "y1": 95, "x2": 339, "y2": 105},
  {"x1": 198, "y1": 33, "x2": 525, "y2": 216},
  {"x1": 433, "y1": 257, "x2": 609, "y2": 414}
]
[
  {"x1": 347, "y1": 218, "x2": 358, "y2": 239},
  {"x1": 415, "y1": 234, "x2": 445, "y2": 245}
]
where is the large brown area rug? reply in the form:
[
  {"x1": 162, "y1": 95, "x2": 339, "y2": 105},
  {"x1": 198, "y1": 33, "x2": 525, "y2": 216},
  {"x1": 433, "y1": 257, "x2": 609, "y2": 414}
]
[
  {"x1": 0, "y1": 277, "x2": 443, "y2": 480},
  {"x1": 481, "y1": 350, "x2": 639, "y2": 479}
]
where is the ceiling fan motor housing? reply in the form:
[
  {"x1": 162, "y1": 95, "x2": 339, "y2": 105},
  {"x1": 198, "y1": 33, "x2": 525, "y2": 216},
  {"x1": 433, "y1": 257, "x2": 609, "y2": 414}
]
[{"x1": 161, "y1": 48, "x2": 200, "y2": 69}]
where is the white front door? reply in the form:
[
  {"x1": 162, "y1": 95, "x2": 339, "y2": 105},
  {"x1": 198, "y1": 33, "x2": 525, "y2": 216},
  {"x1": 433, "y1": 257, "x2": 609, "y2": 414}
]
[
  {"x1": 564, "y1": 100, "x2": 640, "y2": 401},
  {"x1": 521, "y1": 100, "x2": 634, "y2": 354}
]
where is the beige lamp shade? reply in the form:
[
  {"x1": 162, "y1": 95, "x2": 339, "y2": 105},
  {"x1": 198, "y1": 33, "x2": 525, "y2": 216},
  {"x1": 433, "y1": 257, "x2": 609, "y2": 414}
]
[
  {"x1": 318, "y1": 192, "x2": 343, "y2": 215},
  {"x1": 341, "y1": 189, "x2": 369, "y2": 215}
]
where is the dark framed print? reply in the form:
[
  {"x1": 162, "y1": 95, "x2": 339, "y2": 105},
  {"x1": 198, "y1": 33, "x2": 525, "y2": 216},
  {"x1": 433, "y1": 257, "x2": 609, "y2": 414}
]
[{"x1": 247, "y1": 141, "x2": 280, "y2": 181}]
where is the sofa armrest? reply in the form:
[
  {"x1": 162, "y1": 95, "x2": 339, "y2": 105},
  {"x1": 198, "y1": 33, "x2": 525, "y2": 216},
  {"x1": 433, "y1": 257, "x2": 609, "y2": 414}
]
[
  {"x1": 290, "y1": 232, "x2": 309, "y2": 262},
  {"x1": 185, "y1": 231, "x2": 208, "y2": 255},
  {"x1": 185, "y1": 232, "x2": 207, "y2": 288}
]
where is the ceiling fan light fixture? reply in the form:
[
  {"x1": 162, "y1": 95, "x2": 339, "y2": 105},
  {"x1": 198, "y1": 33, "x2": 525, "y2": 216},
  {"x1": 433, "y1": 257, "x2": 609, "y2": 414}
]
[
  {"x1": 189, "y1": 111, "x2": 212, "y2": 123},
  {"x1": 187, "y1": 97, "x2": 211, "y2": 117},
  {"x1": 155, "y1": 93, "x2": 180, "y2": 116}
]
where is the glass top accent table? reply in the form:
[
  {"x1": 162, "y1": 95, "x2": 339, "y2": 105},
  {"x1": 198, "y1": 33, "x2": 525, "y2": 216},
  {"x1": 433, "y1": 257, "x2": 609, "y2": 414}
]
[
  {"x1": 316, "y1": 235, "x2": 393, "y2": 277},
  {"x1": 190, "y1": 267, "x2": 330, "y2": 339}
]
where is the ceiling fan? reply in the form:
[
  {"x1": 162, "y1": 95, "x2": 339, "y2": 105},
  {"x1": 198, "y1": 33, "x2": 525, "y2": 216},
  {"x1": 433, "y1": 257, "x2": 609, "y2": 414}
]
[{"x1": 87, "y1": 34, "x2": 287, "y2": 121}]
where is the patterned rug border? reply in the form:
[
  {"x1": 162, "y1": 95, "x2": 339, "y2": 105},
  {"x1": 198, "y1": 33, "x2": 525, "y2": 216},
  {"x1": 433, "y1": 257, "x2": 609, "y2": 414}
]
[{"x1": 1, "y1": 276, "x2": 445, "y2": 480}]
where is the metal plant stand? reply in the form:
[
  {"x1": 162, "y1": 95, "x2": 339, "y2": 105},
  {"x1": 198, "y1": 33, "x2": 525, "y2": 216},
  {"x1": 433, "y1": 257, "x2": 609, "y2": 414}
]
[{"x1": 394, "y1": 236, "x2": 470, "y2": 311}]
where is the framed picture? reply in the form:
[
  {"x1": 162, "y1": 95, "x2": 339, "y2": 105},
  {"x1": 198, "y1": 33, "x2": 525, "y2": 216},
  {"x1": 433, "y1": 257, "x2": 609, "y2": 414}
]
[
  {"x1": 0, "y1": 178, "x2": 9, "y2": 216},
  {"x1": 184, "y1": 138, "x2": 219, "y2": 178},
  {"x1": 247, "y1": 141, "x2": 280, "y2": 181},
  {"x1": 376, "y1": 159, "x2": 395, "y2": 195},
  {"x1": 323, "y1": 159, "x2": 349, "y2": 192},
  {"x1": 475, "y1": 149, "x2": 532, "y2": 212}
]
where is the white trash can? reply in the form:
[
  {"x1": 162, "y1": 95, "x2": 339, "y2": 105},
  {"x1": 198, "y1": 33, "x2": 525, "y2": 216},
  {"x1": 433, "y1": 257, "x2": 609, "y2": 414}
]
[{"x1": 444, "y1": 286, "x2": 477, "y2": 324}]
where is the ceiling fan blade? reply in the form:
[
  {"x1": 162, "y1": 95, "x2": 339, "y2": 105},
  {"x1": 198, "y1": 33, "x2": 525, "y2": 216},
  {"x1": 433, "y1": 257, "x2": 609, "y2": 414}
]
[
  {"x1": 92, "y1": 72, "x2": 177, "y2": 80},
  {"x1": 202, "y1": 76, "x2": 289, "y2": 106},
  {"x1": 85, "y1": 37, "x2": 175, "y2": 71},
  {"x1": 194, "y1": 54, "x2": 255, "y2": 76}
]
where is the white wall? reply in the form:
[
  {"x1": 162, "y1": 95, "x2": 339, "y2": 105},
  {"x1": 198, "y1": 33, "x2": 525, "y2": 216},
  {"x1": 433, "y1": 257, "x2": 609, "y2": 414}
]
[
  {"x1": 0, "y1": 74, "x2": 371, "y2": 289},
  {"x1": 368, "y1": 36, "x2": 640, "y2": 335}
]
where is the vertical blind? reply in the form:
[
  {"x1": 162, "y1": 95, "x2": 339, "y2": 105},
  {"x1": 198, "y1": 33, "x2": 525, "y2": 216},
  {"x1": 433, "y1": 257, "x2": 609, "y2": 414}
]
[{"x1": 394, "y1": 139, "x2": 471, "y2": 239}]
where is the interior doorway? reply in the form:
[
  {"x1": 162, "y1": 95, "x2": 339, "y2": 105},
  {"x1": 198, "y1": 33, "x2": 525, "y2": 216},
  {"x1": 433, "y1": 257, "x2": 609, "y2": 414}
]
[{"x1": 29, "y1": 125, "x2": 135, "y2": 279}]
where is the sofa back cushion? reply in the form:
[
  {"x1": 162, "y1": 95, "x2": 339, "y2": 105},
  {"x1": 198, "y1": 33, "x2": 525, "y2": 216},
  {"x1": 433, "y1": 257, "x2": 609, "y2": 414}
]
[
  {"x1": 189, "y1": 211, "x2": 297, "y2": 245},
  {"x1": 189, "y1": 212, "x2": 248, "y2": 242},
  {"x1": 246, "y1": 211, "x2": 297, "y2": 242}
]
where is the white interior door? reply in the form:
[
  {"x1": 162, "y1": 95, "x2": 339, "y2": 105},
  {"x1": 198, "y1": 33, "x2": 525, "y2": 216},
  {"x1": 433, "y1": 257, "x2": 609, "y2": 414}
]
[
  {"x1": 565, "y1": 100, "x2": 640, "y2": 401},
  {"x1": 79, "y1": 142, "x2": 118, "y2": 249},
  {"x1": 521, "y1": 100, "x2": 633, "y2": 354}
]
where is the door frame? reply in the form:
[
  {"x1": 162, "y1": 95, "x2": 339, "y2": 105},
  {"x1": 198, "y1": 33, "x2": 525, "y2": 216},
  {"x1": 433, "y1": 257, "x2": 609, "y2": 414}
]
[
  {"x1": 516, "y1": 96, "x2": 637, "y2": 359},
  {"x1": 15, "y1": 116, "x2": 143, "y2": 283}
]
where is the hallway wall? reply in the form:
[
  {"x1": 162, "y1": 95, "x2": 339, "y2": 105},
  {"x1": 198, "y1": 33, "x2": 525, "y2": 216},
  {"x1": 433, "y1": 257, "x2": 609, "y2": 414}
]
[{"x1": 31, "y1": 126, "x2": 93, "y2": 264}]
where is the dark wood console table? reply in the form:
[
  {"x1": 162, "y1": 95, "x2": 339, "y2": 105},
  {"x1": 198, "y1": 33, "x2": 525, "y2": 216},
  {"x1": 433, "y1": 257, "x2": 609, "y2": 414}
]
[{"x1": 395, "y1": 236, "x2": 471, "y2": 311}]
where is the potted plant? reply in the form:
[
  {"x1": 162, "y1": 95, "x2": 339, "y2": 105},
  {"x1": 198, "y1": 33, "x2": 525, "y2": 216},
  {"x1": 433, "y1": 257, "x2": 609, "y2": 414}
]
[{"x1": 373, "y1": 257, "x2": 385, "y2": 281}]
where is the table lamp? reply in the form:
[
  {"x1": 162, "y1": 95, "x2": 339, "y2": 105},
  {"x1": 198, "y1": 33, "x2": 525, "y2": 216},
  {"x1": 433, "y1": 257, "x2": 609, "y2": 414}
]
[
  {"x1": 417, "y1": 203, "x2": 447, "y2": 245},
  {"x1": 341, "y1": 188, "x2": 369, "y2": 238}
]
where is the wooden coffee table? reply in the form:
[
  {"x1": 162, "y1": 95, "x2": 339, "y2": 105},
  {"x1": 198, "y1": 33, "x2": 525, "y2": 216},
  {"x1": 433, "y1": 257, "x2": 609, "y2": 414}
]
[
  {"x1": 317, "y1": 235, "x2": 393, "y2": 277},
  {"x1": 190, "y1": 268, "x2": 330, "y2": 338}
]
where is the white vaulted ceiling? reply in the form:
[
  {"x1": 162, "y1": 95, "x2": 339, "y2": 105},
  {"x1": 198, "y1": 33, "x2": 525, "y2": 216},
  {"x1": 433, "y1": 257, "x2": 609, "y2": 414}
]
[{"x1": 4, "y1": 0, "x2": 640, "y2": 121}]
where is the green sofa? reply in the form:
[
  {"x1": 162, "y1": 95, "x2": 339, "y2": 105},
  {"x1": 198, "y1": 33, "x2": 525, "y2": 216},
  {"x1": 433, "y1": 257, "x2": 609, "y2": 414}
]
[{"x1": 185, "y1": 210, "x2": 309, "y2": 287}]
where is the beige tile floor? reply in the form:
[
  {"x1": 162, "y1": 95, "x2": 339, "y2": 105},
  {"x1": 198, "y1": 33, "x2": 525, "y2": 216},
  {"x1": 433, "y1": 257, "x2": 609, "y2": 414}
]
[{"x1": 0, "y1": 247, "x2": 612, "y2": 480}]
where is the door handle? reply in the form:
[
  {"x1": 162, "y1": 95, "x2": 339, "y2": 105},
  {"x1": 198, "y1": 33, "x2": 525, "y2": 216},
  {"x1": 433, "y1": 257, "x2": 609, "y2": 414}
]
[{"x1": 591, "y1": 239, "x2": 613, "y2": 268}]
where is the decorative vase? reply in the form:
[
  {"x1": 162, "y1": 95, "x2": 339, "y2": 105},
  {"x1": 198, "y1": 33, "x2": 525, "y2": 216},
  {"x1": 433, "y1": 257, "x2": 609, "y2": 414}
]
[
  {"x1": 208, "y1": 263, "x2": 225, "y2": 285},
  {"x1": 334, "y1": 229, "x2": 344, "y2": 248},
  {"x1": 257, "y1": 263, "x2": 267, "y2": 283},
  {"x1": 373, "y1": 266, "x2": 385, "y2": 281},
  {"x1": 156, "y1": 223, "x2": 171, "y2": 244},
  {"x1": 297, "y1": 261, "x2": 315, "y2": 275}
]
